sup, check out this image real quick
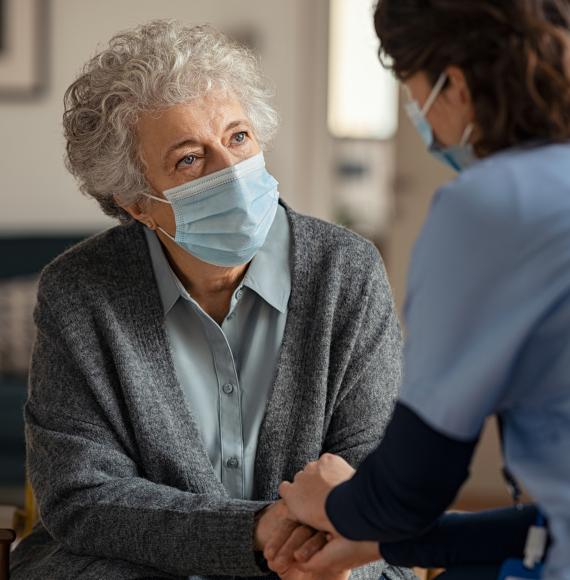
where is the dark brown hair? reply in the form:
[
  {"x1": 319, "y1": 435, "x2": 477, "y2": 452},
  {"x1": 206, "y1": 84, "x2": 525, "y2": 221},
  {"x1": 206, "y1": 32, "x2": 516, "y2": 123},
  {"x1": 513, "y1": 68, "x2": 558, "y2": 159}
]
[{"x1": 374, "y1": 0, "x2": 570, "y2": 157}]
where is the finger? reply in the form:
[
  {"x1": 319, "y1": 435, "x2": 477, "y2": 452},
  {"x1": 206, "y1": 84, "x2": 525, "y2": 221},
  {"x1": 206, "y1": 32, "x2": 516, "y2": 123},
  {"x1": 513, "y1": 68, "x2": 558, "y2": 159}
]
[
  {"x1": 293, "y1": 532, "x2": 328, "y2": 563},
  {"x1": 271, "y1": 526, "x2": 317, "y2": 570},
  {"x1": 295, "y1": 541, "x2": 341, "y2": 575},
  {"x1": 263, "y1": 520, "x2": 299, "y2": 562},
  {"x1": 278, "y1": 480, "x2": 292, "y2": 500},
  {"x1": 278, "y1": 569, "x2": 307, "y2": 580},
  {"x1": 268, "y1": 559, "x2": 311, "y2": 579},
  {"x1": 266, "y1": 560, "x2": 294, "y2": 579},
  {"x1": 293, "y1": 470, "x2": 306, "y2": 483},
  {"x1": 266, "y1": 558, "x2": 290, "y2": 577}
]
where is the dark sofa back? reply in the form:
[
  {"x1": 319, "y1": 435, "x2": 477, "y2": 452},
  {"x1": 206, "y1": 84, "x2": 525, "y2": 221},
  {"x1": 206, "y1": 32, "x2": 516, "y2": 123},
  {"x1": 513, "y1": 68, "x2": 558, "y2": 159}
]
[
  {"x1": 0, "y1": 234, "x2": 88, "y2": 486},
  {"x1": 0, "y1": 235, "x2": 86, "y2": 280}
]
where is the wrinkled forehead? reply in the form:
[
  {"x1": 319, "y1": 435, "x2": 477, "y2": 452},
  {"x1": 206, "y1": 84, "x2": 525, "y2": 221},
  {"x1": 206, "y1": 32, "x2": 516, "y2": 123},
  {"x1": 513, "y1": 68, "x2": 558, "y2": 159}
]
[
  {"x1": 134, "y1": 92, "x2": 255, "y2": 171},
  {"x1": 136, "y1": 91, "x2": 248, "y2": 141}
]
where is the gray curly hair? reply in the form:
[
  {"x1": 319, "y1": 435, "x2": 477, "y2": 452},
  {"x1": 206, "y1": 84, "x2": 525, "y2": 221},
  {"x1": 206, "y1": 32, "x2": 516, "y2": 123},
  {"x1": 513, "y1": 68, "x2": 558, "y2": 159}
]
[{"x1": 63, "y1": 20, "x2": 279, "y2": 221}]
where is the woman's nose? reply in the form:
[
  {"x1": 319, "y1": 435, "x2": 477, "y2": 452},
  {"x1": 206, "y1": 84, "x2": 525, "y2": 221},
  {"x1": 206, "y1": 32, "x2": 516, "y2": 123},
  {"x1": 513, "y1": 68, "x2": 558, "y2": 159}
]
[{"x1": 206, "y1": 147, "x2": 238, "y2": 174}]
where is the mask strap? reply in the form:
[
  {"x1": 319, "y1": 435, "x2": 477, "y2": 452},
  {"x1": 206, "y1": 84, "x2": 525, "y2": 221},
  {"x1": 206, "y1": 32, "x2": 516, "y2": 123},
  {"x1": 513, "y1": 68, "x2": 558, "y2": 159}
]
[
  {"x1": 421, "y1": 72, "x2": 448, "y2": 116},
  {"x1": 154, "y1": 226, "x2": 176, "y2": 242},
  {"x1": 460, "y1": 123, "x2": 475, "y2": 147},
  {"x1": 141, "y1": 192, "x2": 171, "y2": 204}
]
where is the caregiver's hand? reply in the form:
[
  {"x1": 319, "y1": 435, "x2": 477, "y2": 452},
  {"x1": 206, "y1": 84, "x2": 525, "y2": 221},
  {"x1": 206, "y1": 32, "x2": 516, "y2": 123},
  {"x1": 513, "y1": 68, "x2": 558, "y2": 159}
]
[
  {"x1": 294, "y1": 535, "x2": 382, "y2": 576},
  {"x1": 268, "y1": 535, "x2": 351, "y2": 579},
  {"x1": 266, "y1": 528, "x2": 356, "y2": 579},
  {"x1": 264, "y1": 524, "x2": 327, "y2": 578},
  {"x1": 278, "y1": 453, "x2": 355, "y2": 533}
]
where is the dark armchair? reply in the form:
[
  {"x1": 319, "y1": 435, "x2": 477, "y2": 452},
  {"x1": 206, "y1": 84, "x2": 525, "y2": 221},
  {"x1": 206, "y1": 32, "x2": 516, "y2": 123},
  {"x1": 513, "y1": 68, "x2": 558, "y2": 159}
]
[{"x1": 0, "y1": 530, "x2": 15, "y2": 580}]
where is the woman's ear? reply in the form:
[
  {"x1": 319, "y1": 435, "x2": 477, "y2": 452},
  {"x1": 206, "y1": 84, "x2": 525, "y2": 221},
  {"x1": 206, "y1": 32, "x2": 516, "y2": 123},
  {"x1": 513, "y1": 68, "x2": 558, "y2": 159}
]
[
  {"x1": 444, "y1": 65, "x2": 475, "y2": 119},
  {"x1": 114, "y1": 195, "x2": 157, "y2": 230},
  {"x1": 444, "y1": 66, "x2": 472, "y2": 107}
]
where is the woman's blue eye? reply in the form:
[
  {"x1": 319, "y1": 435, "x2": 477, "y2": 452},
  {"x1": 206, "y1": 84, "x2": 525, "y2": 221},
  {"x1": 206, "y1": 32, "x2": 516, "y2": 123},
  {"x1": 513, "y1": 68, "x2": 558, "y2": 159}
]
[
  {"x1": 233, "y1": 131, "x2": 247, "y2": 143},
  {"x1": 179, "y1": 154, "x2": 196, "y2": 167}
]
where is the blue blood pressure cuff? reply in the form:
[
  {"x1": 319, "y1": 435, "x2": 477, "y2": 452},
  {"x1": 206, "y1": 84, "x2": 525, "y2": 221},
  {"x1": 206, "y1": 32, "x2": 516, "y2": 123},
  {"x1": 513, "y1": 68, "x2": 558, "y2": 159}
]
[
  {"x1": 497, "y1": 559, "x2": 543, "y2": 580},
  {"x1": 497, "y1": 514, "x2": 548, "y2": 580}
]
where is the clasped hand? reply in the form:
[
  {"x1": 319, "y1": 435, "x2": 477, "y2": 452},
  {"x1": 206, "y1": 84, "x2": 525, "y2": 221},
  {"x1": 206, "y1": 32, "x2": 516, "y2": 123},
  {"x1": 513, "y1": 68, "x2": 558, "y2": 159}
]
[{"x1": 255, "y1": 454, "x2": 381, "y2": 579}]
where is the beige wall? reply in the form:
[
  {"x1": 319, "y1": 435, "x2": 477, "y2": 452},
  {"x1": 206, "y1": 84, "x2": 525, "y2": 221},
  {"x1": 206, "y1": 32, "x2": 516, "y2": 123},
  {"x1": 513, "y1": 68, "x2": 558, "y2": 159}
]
[{"x1": 0, "y1": 0, "x2": 332, "y2": 233}]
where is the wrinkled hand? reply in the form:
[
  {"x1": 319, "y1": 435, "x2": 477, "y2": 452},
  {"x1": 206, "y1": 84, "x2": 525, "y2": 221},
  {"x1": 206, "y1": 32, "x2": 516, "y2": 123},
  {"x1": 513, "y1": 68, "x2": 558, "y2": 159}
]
[
  {"x1": 254, "y1": 500, "x2": 301, "y2": 552},
  {"x1": 278, "y1": 453, "x2": 355, "y2": 532},
  {"x1": 294, "y1": 534, "x2": 382, "y2": 576},
  {"x1": 254, "y1": 500, "x2": 312, "y2": 576},
  {"x1": 256, "y1": 501, "x2": 348, "y2": 579},
  {"x1": 267, "y1": 528, "x2": 340, "y2": 579},
  {"x1": 278, "y1": 567, "x2": 351, "y2": 580},
  {"x1": 267, "y1": 528, "x2": 352, "y2": 580}
]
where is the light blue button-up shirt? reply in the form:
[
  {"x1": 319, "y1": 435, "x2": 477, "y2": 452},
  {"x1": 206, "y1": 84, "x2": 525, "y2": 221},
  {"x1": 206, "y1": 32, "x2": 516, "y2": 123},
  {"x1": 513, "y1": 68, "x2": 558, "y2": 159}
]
[
  {"x1": 144, "y1": 205, "x2": 291, "y2": 500},
  {"x1": 400, "y1": 143, "x2": 570, "y2": 579}
]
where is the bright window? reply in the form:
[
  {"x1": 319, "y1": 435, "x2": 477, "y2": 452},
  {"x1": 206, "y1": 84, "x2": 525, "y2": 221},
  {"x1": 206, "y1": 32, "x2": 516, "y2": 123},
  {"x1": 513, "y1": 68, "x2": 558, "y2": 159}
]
[{"x1": 328, "y1": 0, "x2": 398, "y2": 140}]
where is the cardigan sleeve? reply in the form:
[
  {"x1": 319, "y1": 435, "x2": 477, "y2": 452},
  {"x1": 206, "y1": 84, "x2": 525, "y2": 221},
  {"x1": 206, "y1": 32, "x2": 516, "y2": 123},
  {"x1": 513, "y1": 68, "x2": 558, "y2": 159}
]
[
  {"x1": 25, "y1": 295, "x2": 271, "y2": 578},
  {"x1": 321, "y1": 248, "x2": 415, "y2": 580},
  {"x1": 322, "y1": 247, "x2": 401, "y2": 463}
]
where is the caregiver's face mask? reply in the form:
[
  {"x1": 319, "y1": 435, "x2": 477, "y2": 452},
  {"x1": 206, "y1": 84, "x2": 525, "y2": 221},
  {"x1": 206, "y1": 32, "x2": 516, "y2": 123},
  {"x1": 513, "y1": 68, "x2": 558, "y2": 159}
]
[
  {"x1": 404, "y1": 72, "x2": 476, "y2": 172},
  {"x1": 142, "y1": 152, "x2": 279, "y2": 267}
]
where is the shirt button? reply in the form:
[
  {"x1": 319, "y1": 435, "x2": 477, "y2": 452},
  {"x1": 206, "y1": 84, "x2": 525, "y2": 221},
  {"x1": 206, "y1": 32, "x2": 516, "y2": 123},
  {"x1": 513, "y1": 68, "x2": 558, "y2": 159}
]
[
  {"x1": 226, "y1": 457, "x2": 240, "y2": 469},
  {"x1": 236, "y1": 288, "x2": 244, "y2": 300},
  {"x1": 222, "y1": 383, "x2": 235, "y2": 395}
]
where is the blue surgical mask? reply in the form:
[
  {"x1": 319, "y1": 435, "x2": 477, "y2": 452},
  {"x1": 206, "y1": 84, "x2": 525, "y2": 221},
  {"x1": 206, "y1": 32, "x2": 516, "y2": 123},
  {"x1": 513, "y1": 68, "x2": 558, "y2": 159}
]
[
  {"x1": 405, "y1": 72, "x2": 476, "y2": 172},
  {"x1": 143, "y1": 152, "x2": 279, "y2": 267}
]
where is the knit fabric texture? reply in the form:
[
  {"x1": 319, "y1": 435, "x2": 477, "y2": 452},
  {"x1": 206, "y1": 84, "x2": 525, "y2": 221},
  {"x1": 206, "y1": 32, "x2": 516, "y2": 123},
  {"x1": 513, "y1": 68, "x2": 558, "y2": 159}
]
[{"x1": 11, "y1": 205, "x2": 415, "y2": 580}]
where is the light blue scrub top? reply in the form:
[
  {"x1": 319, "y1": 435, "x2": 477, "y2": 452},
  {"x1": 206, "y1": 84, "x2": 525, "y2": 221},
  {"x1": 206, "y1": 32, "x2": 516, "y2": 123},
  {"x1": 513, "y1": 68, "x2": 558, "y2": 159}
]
[
  {"x1": 144, "y1": 205, "x2": 291, "y2": 500},
  {"x1": 400, "y1": 143, "x2": 570, "y2": 579}
]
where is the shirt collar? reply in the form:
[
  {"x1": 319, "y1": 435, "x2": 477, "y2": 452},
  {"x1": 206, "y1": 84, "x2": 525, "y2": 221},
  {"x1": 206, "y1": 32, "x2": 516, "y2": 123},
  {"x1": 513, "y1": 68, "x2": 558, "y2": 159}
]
[
  {"x1": 241, "y1": 204, "x2": 291, "y2": 314},
  {"x1": 144, "y1": 227, "x2": 183, "y2": 315},
  {"x1": 143, "y1": 204, "x2": 291, "y2": 315}
]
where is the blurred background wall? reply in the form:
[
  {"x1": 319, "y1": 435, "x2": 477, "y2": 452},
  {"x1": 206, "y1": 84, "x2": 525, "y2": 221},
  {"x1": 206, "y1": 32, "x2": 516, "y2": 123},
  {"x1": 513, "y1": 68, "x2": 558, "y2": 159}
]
[{"x1": 0, "y1": 0, "x2": 518, "y2": 511}]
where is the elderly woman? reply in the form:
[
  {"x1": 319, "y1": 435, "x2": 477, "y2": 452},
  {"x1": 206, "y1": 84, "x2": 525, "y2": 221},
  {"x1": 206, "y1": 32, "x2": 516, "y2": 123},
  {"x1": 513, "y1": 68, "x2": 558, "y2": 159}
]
[{"x1": 10, "y1": 21, "x2": 412, "y2": 580}]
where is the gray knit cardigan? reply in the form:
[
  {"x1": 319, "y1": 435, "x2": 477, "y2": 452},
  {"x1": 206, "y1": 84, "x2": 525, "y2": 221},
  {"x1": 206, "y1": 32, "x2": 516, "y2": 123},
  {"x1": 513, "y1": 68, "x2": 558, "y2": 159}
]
[{"x1": 10, "y1": 205, "x2": 415, "y2": 580}]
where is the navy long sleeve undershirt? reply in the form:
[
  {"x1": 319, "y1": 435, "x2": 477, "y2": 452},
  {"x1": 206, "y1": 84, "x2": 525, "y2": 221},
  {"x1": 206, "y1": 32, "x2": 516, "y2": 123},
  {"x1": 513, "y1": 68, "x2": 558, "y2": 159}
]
[
  {"x1": 381, "y1": 505, "x2": 540, "y2": 568},
  {"x1": 326, "y1": 402, "x2": 477, "y2": 543},
  {"x1": 325, "y1": 403, "x2": 544, "y2": 566}
]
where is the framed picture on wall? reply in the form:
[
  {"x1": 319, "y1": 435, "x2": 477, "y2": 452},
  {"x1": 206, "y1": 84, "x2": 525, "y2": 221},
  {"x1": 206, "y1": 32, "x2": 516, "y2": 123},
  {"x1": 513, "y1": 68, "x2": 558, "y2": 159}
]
[{"x1": 0, "y1": 0, "x2": 49, "y2": 100}]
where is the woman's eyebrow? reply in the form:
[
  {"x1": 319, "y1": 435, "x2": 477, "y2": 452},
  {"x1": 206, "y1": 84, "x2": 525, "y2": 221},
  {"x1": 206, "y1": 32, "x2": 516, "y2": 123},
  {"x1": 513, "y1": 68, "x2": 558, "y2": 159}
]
[
  {"x1": 164, "y1": 138, "x2": 200, "y2": 160},
  {"x1": 224, "y1": 119, "x2": 251, "y2": 131},
  {"x1": 162, "y1": 138, "x2": 202, "y2": 170}
]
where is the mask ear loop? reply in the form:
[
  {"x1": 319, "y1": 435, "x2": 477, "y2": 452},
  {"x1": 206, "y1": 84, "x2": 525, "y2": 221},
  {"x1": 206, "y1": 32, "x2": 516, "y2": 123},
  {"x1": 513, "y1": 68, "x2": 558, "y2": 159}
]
[
  {"x1": 460, "y1": 123, "x2": 475, "y2": 146},
  {"x1": 156, "y1": 227, "x2": 177, "y2": 242},
  {"x1": 139, "y1": 192, "x2": 176, "y2": 241},
  {"x1": 141, "y1": 192, "x2": 171, "y2": 204},
  {"x1": 421, "y1": 72, "x2": 449, "y2": 116},
  {"x1": 423, "y1": 74, "x2": 475, "y2": 149}
]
